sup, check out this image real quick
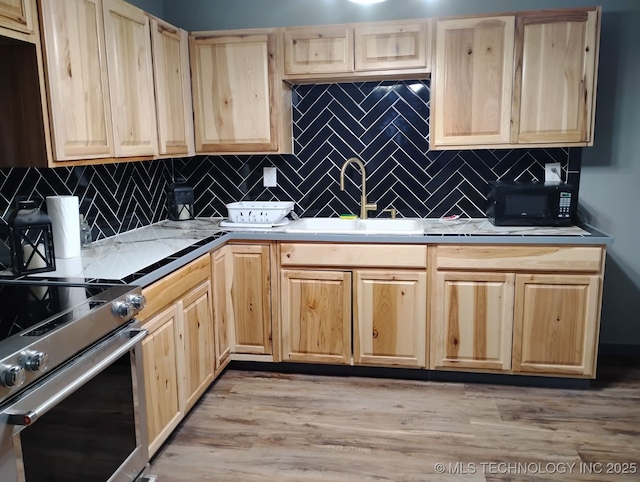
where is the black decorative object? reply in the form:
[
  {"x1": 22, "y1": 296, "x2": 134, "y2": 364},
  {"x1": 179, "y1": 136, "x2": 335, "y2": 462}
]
[
  {"x1": 167, "y1": 180, "x2": 194, "y2": 221},
  {"x1": 8, "y1": 200, "x2": 56, "y2": 275}
]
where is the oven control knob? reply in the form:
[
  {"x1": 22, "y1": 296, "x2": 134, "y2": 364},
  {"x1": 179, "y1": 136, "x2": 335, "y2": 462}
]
[
  {"x1": 126, "y1": 294, "x2": 147, "y2": 311},
  {"x1": 112, "y1": 300, "x2": 134, "y2": 318},
  {"x1": 1, "y1": 365, "x2": 26, "y2": 387},
  {"x1": 25, "y1": 352, "x2": 48, "y2": 372}
]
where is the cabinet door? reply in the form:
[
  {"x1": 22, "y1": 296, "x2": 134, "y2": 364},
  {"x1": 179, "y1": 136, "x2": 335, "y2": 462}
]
[
  {"x1": 514, "y1": 10, "x2": 599, "y2": 144},
  {"x1": 283, "y1": 26, "x2": 353, "y2": 75},
  {"x1": 0, "y1": 0, "x2": 33, "y2": 34},
  {"x1": 179, "y1": 280, "x2": 214, "y2": 411},
  {"x1": 513, "y1": 274, "x2": 600, "y2": 377},
  {"x1": 150, "y1": 17, "x2": 195, "y2": 156},
  {"x1": 281, "y1": 270, "x2": 351, "y2": 364},
  {"x1": 227, "y1": 245, "x2": 272, "y2": 354},
  {"x1": 190, "y1": 32, "x2": 278, "y2": 152},
  {"x1": 40, "y1": 0, "x2": 114, "y2": 160},
  {"x1": 353, "y1": 270, "x2": 427, "y2": 368},
  {"x1": 354, "y1": 21, "x2": 429, "y2": 72},
  {"x1": 141, "y1": 304, "x2": 182, "y2": 457},
  {"x1": 212, "y1": 247, "x2": 231, "y2": 366},
  {"x1": 432, "y1": 272, "x2": 514, "y2": 371},
  {"x1": 102, "y1": 0, "x2": 157, "y2": 157},
  {"x1": 433, "y1": 16, "x2": 515, "y2": 147}
]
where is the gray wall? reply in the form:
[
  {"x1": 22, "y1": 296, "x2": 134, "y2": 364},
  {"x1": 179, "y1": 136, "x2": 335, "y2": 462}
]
[
  {"x1": 128, "y1": 0, "x2": 163, "y2": 18},
  {"x1": 162, "y1": 0, "x2": 640, "y2": 348}
]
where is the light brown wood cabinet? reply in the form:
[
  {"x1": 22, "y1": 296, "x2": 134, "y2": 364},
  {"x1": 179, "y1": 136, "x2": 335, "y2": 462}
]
[
  {"x1": 512, "y1": 10, "x2": 599, "y2": 145},
  {"x1": 141, "y1": 304, "x2": 182, "y2": 457},
  {"x1": 212, "y1": 244, "x2": 273, "y2": 356},
  {"x1": 280, "y1": 269, "x2": 352, "y2": 364},
  {"x1": 432, "y1": 15, "x2": 515, "y2": 147},
  {"x1": 513, "y1": 274, "x2": 600, "y2": 377},
  {"x1": 0, "y1": 0, "x2": 34, "y2": 35},
  {"x1": 282, "y1": 20, "x2": 432, "y2": 82},
  {"x1": 212, "y1": 247, "x2": 231, "y2": 368},
  {"x1": 102, "y1": 0, "x2": 157, "y2": 157},
  {"x1": 149, "y1": 16, "x2": 195, "y2": 157},
  {"x1": 279, "y1": 243, "x2": 428, "y2": 367},
  {"x1": 139, "y1": 254, "x2": 214, "y2": 456},
  {"x1": 40, "y1": 0, "x2": 114, "y2": 161},
  {"x1": 431, "y1": 271, "x2": 514, "y2": 371},
  {"x1": 283, "y1": 25, "x2": 354, "y2": 75},
  {"x1": 354, "y1": 20, "x2": 431, "y2": 73},
  {"x1": 432, "y1": 245, "x2": 604, "y2": 378},
  {"x1": 431, "y1": 7, "x2": 600, "y2": 149},
  {"x1": 179, "y1": 280, "x2": 214, "y2": 410},
  {"x1": 190, "y1": 30, "x2": 292, "y2": 154},
  {"x1": 354, "y1": 270, "x2": 427, "y2": 368}
]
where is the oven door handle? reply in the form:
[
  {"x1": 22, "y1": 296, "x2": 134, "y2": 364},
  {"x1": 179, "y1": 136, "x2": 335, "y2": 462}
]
[{"x1": 4, "y1": 328, "x2": 148, "y2": 427}]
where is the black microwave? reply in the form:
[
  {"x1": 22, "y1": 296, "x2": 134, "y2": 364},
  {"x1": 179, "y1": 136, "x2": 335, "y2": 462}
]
[{"x1": 486, "y1": 181, "x2": 577, "y2": 226}]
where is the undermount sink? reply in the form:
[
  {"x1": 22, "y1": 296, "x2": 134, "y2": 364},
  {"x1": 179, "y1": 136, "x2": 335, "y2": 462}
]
[{"x1": 284, "y1": 217, "x2": 424, "y2": 235}]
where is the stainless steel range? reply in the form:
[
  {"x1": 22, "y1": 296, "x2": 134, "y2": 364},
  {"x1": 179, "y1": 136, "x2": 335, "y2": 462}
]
[{"x1": 0, "y1": 280, "x2": 153, "y2": 482}]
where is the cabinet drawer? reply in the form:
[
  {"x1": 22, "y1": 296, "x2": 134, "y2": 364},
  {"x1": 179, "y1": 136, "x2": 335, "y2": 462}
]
[
  {"x1": 139, "y1": 254, "x2": 211, "y2": 320},
  {"x1": 280, "y1": 243, "x2": 427, "y2": 268},
  {"x1": 436, "y1": 245, "x2": 603, "y2": 272}
]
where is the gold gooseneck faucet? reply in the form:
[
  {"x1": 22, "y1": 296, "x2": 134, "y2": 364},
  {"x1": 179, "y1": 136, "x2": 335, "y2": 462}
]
[{"x1": 339, "y1": 157, "x2": 377, "y2": 219}]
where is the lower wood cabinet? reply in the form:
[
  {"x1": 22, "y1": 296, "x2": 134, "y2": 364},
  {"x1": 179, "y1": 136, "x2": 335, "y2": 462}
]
[
  {"x1": 141, "y1": 304, "x2": 182, "y2": 457},
  {"x1": 354, "y1": 270, "x2": 427, "y2": 368},
  {"x1": 512, "y1": 274, "x2": 600, "y2": 377},
  {"x1": 140, "y1": 255, "x2": 214, "y2": 456},
  {"x1": 431, "y1": 272, "x2": 514, "y2": 372},
  {"x1": 432, "y1": 245, "x2": 604, "y2": 378},
  {"x1": 212, "y1": 244, "x2": 273, "y2": 357},
  {"x1": 280, "y1": 269, "x2": 352, "y2": 364},
  {"x1": 280, "y1": 267, "x2": 427, "y2": 367}
]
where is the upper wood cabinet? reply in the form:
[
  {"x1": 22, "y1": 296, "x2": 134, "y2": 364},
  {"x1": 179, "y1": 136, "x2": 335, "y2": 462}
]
[
  {"x1": 353, "y1": 270, "x2": 427, "y2": 368},
  {"x1": 283, "y1": 25, "x2": 354, "y2": 75},
  {"x1": 282, "y1": 20, "x2": 432, "y2": 81},
  {"x1": 190, "y1": 30, "x2": 292, "y2": 154},
  {"x1": 149, "y1": 16, "x2": 195, "y2": 157},
  {"x1": 40, "y1": 0, "x2": 114, "y2": 161},
  {"x1": 150, "y1": 17, "x2": 195, "y2": 156},
  {"x1": 432, "y1": 15, "x2": 515, "y2": 147},
  {"x1": 513, "y1": 274, "x2": 600, "y2": 377},
  {"x1": 0, "y1": 0, "x2": 34, "y2": 35},
  {"x1": 354, "y1": 20, "x2": 430, "y2": 73},
  {"x1": 513, "y1": 10, "x2": 599, "y2": 145},
  {"x1": 102, "y1": 0, "x2": 158, "y2": 157},
  {"x1": 431, "y1": 7, "x2": 600, "y2": 149}
]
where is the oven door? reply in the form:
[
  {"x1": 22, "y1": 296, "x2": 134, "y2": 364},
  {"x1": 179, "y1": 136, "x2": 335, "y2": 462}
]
[{"x1": 0, "y1": 323, "x2": 149, "y2": 482}]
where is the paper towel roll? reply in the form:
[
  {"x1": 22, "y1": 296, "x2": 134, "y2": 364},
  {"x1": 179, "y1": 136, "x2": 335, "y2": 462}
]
[{"x1": 46, "y1": 196, "x2": 81, "y2": 258}]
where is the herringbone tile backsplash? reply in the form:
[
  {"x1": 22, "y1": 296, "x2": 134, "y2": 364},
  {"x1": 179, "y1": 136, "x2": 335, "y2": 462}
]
[
  {"x1": 0, "y1": 80, "x2": 581, "y2": 245},
  {"x1": 175, "y1": 81, "x2": 580, "y2": 218}
]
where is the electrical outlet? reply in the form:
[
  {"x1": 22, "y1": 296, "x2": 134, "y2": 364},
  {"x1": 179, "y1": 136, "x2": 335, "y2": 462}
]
[
  {"x1": 263, "y1": 167, "x2": 277, "y2": 187},
  {"x1": 545, "y1": 162, "x2": 562, "y2": 183}
]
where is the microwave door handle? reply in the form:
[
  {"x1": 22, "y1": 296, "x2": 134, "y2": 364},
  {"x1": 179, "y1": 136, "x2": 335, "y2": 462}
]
[{"x1": 5, "y1": 328, "x2": 148, "y2": 427}]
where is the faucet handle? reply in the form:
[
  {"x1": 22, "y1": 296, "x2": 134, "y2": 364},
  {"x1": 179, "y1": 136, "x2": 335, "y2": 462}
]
[
  {"x1": 382, "y1": 208, "x2": 397, "y2": 219},
  {"x1": 364, "y1": 202, "x2": 377, "y2": 219}
]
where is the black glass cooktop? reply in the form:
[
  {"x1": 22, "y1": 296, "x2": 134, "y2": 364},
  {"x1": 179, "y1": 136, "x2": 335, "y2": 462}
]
[{"x1": 0, "y1": 282, "x2": 120, "y2": 341}]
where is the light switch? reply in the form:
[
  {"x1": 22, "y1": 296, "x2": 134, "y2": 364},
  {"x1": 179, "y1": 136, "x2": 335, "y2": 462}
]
[{"x1": 263, "y1": 167, "x2": 277, "y2": 187}]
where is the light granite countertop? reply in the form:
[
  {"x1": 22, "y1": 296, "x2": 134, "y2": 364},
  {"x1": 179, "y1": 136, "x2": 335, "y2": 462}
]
[{"x1": 0, "y1": 217, "x2": 611, "y2": 287}]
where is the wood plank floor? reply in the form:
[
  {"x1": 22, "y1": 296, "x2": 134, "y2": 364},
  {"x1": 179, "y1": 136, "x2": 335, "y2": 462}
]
[{"x1": 150, "y1": 358, "x2": 640, "y2": 481}]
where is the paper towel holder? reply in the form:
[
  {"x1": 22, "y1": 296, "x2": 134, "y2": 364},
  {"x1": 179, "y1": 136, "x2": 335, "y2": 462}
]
[
  {"x1": 167, "y1": 179, "x2": 194, "y2": 221},
  {"x1": 8, "y1": 200, "x2": 56, "y2": 275}
]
